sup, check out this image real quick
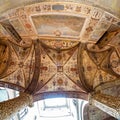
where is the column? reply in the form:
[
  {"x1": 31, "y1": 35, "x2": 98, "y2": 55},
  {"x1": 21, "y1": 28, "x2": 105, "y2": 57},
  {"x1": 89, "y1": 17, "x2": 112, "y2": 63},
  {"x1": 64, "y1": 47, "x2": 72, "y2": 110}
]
[
  {"x1": 89, "y1": 92, "x2": 120, "y2": 119},
  {"x1": 0, "y1": 92, "x2": 33, "y2": 120}
]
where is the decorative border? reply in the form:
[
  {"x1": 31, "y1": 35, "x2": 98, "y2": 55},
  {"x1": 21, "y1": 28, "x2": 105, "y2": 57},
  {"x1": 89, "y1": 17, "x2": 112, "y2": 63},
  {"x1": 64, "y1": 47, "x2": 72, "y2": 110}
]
[
  {"x1": 0, "y1": 81, "x2": 25, "y2": 91},
  {"x1": 33, "y1": 91, "x2": 88, "y2": 102},
  {"x1": 0, "y1": 2, "x2": 119, "y2": 42}
]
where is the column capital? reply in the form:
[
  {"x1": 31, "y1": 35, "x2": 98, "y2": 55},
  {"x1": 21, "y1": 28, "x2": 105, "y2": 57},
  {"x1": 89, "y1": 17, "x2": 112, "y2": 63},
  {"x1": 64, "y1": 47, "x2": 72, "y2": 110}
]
[{"x1": 20, "y1": 92, "x2": 33, "y2": 107}]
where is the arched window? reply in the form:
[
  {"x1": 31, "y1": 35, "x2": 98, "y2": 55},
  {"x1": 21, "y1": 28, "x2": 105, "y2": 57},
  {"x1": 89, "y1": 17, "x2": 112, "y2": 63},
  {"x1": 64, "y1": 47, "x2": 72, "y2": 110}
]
[{"x1": 0, "y1": 87, "x2": 9, "y2": 102}]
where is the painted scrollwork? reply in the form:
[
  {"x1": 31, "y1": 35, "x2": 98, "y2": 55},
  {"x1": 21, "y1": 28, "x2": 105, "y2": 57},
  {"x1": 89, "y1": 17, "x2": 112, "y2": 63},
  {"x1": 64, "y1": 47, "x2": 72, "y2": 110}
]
[
  {"x1": 110, "y1": 50, "x2": 120, "y2": 75},
  {"x1": 0, "y1": 40, "x2": 10, "y2": 76}
]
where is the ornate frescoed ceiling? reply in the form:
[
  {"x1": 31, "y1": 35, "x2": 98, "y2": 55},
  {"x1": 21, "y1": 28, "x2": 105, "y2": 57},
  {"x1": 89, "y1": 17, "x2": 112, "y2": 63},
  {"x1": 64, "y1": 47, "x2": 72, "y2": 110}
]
[
  {"x1": 83, "y1": 104, "x2": 117, "y2": 120},
  {"x1": 0, "y1": 0, "x2": 120, "y2": 17},
  {"x1": 0, "y1": 1, "x2": 119, "y2": 102}
]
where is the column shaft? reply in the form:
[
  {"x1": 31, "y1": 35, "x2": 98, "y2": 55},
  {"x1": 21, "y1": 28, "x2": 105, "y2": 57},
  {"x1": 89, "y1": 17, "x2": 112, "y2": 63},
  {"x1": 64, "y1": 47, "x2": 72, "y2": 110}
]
[{"x1": 0, "y1": 92, "x2": 33, "y2": 120}]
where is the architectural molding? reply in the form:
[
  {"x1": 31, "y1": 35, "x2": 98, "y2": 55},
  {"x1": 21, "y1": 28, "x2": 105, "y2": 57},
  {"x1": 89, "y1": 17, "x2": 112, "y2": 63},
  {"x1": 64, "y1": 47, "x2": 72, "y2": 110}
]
[
  {"x1": 77, "y1": 43, "x2": 93, "y2": 92},
  {"x1": 25, "y1": 40, "x2": 41, "y2": 94},
  {"x1": 33, "y1": 91, "x2": 88, "y2": 102}
]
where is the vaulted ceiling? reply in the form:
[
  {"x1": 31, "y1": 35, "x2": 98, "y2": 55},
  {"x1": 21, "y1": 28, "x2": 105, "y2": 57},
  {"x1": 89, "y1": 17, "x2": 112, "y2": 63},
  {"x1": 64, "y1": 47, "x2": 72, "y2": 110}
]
[{"x1": 0, "y1": 0, "x2": 120, "y2": 102}]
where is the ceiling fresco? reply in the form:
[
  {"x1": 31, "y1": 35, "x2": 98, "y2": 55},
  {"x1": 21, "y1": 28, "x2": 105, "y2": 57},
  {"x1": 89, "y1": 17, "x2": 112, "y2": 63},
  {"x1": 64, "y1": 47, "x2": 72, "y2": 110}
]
[
  {"x1": 32, "y1": 15, "x2": 85, "y2": 38},
  {"x1": 0, "y1": 40, "x2": 10, "y2": 75},
  {"x1": 83, "y1": 104, "x2": 117, "y2": 120},
  {"x1": 40, "y1": 39, "x2": 79, "y2": 49},
  {"x1": 0, "y1": 0, "x2": 120, "y2": 17},
  {"x1": 0, "y1": 1, "x2": 119, "y2": 102},
  {"x1": 10, "y1": 19, "x2": 27, "y2": 35},
  {"x1": 0, "y1": 2, "x2": 119, "y2": 43}
]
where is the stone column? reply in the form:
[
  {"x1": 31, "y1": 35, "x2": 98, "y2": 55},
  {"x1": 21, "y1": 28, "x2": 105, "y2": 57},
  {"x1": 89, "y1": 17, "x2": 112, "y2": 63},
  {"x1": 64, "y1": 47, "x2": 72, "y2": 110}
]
[
  {"x1": 0, "y1": 92, "x2": 33, "y2": 120},
  {"x1": 89, "y1": 92, "x2": 120, "y2": 119}
]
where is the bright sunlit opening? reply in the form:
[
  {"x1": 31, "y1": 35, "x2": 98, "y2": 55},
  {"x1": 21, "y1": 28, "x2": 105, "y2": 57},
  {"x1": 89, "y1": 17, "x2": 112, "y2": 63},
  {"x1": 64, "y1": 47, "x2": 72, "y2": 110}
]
[{"x1": 44, "y1": 98, "x2": 67, "y2": 107}]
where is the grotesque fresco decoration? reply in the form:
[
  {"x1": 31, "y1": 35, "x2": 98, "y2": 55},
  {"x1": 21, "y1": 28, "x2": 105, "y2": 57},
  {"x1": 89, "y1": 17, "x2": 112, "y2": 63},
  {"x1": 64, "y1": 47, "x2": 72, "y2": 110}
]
[
  {"x1": 83, "y1": 104, "x2": 117, "y2": 120},
  {"x1": 0, "y1": 2, "x2": 119, "y2": 119},
  {"x1": 10, "y1": 19, "x2": 26, "y2": 35},
  {"x1": 0, "y1": 40, "x2": 9, "y2": 75},
  {"x1": 110, "y1": 51, "x2": 120, "y2": 75},
  {"x1": 40, "y1": 39, "x2": 79, "y2": 49},
  {"x1": 0, "y1": 25, "x2": 9, "y2": 36}
]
